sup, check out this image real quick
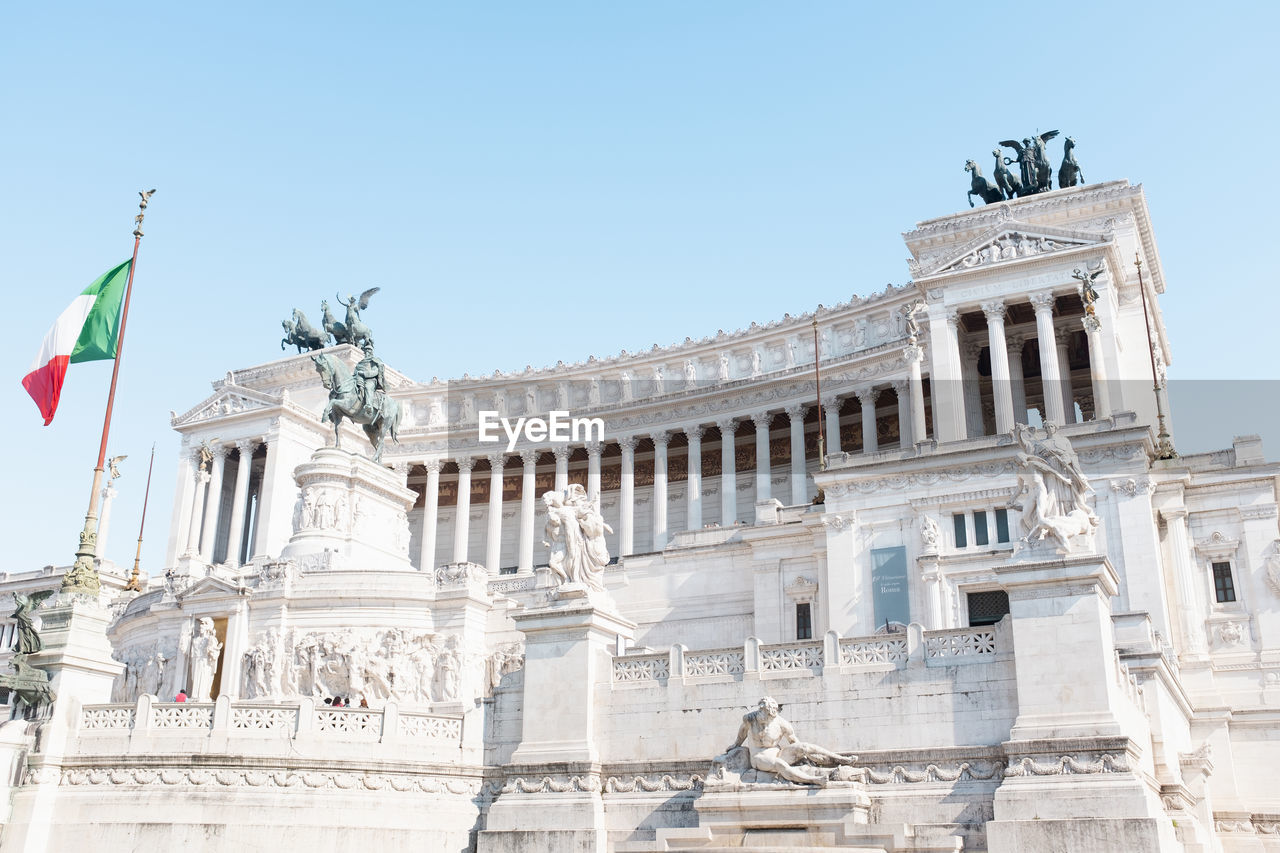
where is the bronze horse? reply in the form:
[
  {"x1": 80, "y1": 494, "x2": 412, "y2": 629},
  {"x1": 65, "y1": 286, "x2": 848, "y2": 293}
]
[
  {"x1": 965, "y1": 160, "x2": 1004, "y2": 208},
  {"x1": 312, "y1": 353, "x2": 401, "y2": 463}
]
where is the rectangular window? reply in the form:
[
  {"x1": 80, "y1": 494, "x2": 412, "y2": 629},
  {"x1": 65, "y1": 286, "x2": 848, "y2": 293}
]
[
  {"x1": 974, "y1": 511, "x2": 990, "y2": 546},
  {"x1": 499, "y1": 566, "x2": 517, "y2": 576},
  {"x1": 994, "y1": 508, "x2": 1010, "y2": 543},
  {"x1": 967, "y1": 590, "x2": 1010, "y2": 627},
  {"x1": 796, "y1": 602, "x2": 813, "y2": 640},
  {"x1": 953, "y1": 513, "x2": 967, "y2": 548},
  {"x1": 1212, "y1": 562, "x2": 1236, "y2": 603}
]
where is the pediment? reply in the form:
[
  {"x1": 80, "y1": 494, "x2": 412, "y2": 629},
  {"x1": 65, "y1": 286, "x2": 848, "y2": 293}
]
[
  {"x1": 171, "y1": 386, "x2": 279, "y2": 428},
  {"x1": 177, "y1": 574, "x2": 248, "y2": 600},
  {"x1": 917, "y1": 221, "x2": 1106, "y2": 278}
]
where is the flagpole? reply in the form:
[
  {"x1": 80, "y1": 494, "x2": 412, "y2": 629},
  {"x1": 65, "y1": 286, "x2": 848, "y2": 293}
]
[
  {"x1": 63, "y1": 190, "x2": 155, "y2": 596},
  {"x1": 125, "y1": 443, "x2": 157, "y2": 592}
]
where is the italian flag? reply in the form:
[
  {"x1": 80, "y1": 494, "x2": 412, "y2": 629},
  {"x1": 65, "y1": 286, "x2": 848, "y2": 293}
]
[{"x1": 23, "y1": 260, "x2": 132, "y2": 425}]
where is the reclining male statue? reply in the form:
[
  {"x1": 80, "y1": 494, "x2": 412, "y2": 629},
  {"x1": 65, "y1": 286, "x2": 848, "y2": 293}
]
[{"x1": 720, "y1": 696, "x2": 858, "y2": 787}]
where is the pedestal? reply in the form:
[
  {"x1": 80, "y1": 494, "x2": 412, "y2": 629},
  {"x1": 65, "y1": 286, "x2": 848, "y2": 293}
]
[
  {"x1": 28, "y1": 599, "x2": 122, "y2": 705},
  {"x1": 479, "y1": 589, "x2": 635, "y2": 853}
]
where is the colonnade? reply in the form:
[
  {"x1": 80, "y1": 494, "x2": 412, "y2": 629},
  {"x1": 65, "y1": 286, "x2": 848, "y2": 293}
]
[{"x1": 176, "y1": 438, "x2": 261, "y2": 567}]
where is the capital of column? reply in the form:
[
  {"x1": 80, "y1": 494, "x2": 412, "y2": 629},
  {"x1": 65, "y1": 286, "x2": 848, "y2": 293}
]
[
  {"x1": 234, "y1": 438, "x2": 260, "y2": 455},
  {"x1": 980, "y1": 300, "x2": 1007, "y2": 322},
  {"x1": 784, "y1": 404, "x2": 808, "y2": 422},
  {"x1": 903, "y1": 342, "x2": 924, "y2": 364},
  {"x1": 584, "y1": 440, "x2": 602, "y2": 457},
  {"x1": 1029, "y1": 291, "x2": 1056, "y2": 313},
  {"x1": 855, "y1": 387, "x2": 881, "y2": 406},
  {"x1": 650, "y1": 430, "x2": 670, "y2": 449},
  {"x1": 1082, "y1": 315, "x2": 1102, "y2": 333},
  {"x1": 520, "y1": 449, "x2": 540, "y2": 468},
  {"x1": 1007, "y1": 334, "x2": 1026, "y2": 354},
  {"x1": 944, "y1": 308, "x2": 961, "y2": 329},
  {"x1": 487, "y1": 452, "x2": 506, "y2": 471},
  {"x1": 424, "y1": 458, "x2": 443, "y2": 474},
  {"x1": 683, "y1": 425, "x2": 703, "y2": 442},
  {"x1": 454, "y1": 456, "x2": 475, "y2": 474},
  {"x1": 551, "y1": 444, "x2": 572, "y2": 462},
  {"x1": 714, "y1": 418, "x2": 739, "y2": 436},
  {"x1": 750, "y1": 411, "x2": 772, "y2": 430},
  {"x1": 962, "y1": 340, "x2": 984, "y2": 362},
  {"x1": 820, "y1": 393, "x2": 842, "y2": 411},
  {"x1": 392, "y1": 461, "x2": 410, "y2": 476},
  {"x1": 617, "y1": 435, "x2": 638, "y2": 453},
  {"x1": 1160, "y1": 507, "x2": 1188, "y2": 523},
  {"x1": 891, "y1": 378, "x2": 909, "y2": 395}
]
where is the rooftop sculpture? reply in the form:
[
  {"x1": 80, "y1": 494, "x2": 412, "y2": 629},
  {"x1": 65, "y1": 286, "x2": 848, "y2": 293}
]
[{"x1": 966, "y1": 131, "x2": 1086, "y2": 207}]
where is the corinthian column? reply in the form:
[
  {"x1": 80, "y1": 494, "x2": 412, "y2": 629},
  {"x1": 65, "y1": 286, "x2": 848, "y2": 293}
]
[
  {"x1": 185, "y1": 458, "x2": 210, "y2": 557},
  {"x1": 225, "y1": 439, "x2": 258, "y2": 567},
  {"x1": 906, "y1": 345, "x2": 927, "y2": 445},
  {"x1": 856, "y1": 388, "x2": 880, "y2": 453},
  {"x1": 717, "y1": 419, "x2": 738, "y2": 525},
  {"x1": 751, "y1": 413, "x2": 772, "y2": 503},
  {"x1": 452, "y1": 457, "x2": 475, "y2": 563},
  {"x1": 485, "y1": 453, "x2": 505, "y2": 574},
  {"x1": 822, "y1": 395, "x2": 842, "y2": 457},
  {"x1": 1057, "y1": 333, "x2": 1076, "y2": 423},
  {"x1": 1030, "y1": 291, "x2": 1065, "y2": 425},
  {"x1": 651, "y1": 432, "x2": 669, "y2": 550},
  {"x1": 618, "y1": 437, "x2": 636, "y2": 556},
  {"x1": 786, "y1": 405, "x2": 808, "y2": 505},
  {"x1": 553, "y1": 445, "x2": 570, "y2": 494},
  {"x1": 684, "y1": 427, "x2": 703, "y2": 530},
  {"x1": 981, "y1": 301, "x2": 1014, "y2": 433},
  {"x1": 199, "y1": 444, "x2": 228, "y2": 562},
  {"x1": 1083, "y1": 315, "x2": 1111, "y2": 419},
  {"x1": 518, "y1": 450, "x2": 538, "y2": 572},
  {"x1": 420, "y1": 459, "x2": 441, "y2": 571},
  {"x1": 585, "y1": 441, "x2": 602, "y2": 507},
  {"x1": 96, "y1": 483, "x2": 119, "y2": 562},
  {"x1": 893, "y1": 379, "x2": 912, "y2": 450}
]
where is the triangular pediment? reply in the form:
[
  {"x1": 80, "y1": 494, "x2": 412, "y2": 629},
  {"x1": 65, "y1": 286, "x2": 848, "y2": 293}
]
[
  {"x1": 918, "y1": 221, "x2": 1106, "y2": 278},
  {"x1": 177, "y1": 574, "x2": 248, "y2": 600},
  {"x1": 171, "y1": 385, "x2": 279, "y2": 428}
]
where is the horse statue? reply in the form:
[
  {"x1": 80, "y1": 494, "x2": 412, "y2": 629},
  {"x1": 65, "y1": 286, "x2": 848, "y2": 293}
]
[
  {"x1": 281, "y1": 318, "x2": 298, "y2": 352},
  {"x1": 965, "y1": 160, "x2": 1004, "y2": 208},
  {"x1": 1058, "y1": 137, "x2": 1084, "y2": 188},
  {"x1": 992, "y1": 148, "x2": 1022, "y2": 200},
  {"x1": 311, "y1": 352, "x2": 401, "y2": 463},
  {"x1": 337, "y1": 287, "x2": 380, "y2": 350},
  {"x1": 321, "y1": 300, "x2": 352, "y2": 346}
]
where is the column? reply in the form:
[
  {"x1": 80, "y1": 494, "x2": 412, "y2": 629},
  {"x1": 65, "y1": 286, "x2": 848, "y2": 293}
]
[
  {"x1": 893, "y1": 380, "x2": 912, "y2": 450},
  {"x1": 553, "y1": 445, "x2": 570, "y2": 494},
  {"x1": 822, "y1": 395, "x2": 842, "y2": 457},
  {"x1": 961, "y1": 342, "x2": 983, "y2": 437},
  {"x1": 684, "y1": 427, "x2": 703, "y2": 530},
  {"x1": 981, "y1": 301, "x2": 1015, "y2": 434},
  {"x1": 184, "y1": 461, "x2": 209, "y2": 556},
  {"x1": 225, "y1": 440, "x2": 257, "y2": 567},
  {"x1": 518, "y1": 450, "x2": 537, "y2": 572},
  {"x1": 717, "y1": 419, "x2": 738, "y2": 525},
  {"x1": 585, "y1": 441, "x2": 602, "y2": 506},
  {"x1": 1083, "y1": 316, "x2": 1111, "y2": 419},
  {"x1": 907, "y1": 346, "x2": 928, "y2": 445},
  {"x1": 618, "y1": 437, "x2": 636, "y2": 556},
  {"x1": 856, "y1": 388, "x2": 880, "y2": 453},
  {"x1": 96, "y1": 483, "x2": 118, "y2": 562},
  {"x1": 485, "y1": 453, "x2": 505, "y2": 574},
  {"x1": 651, "y1": 432, "x2": 669, "y2": 550},
  {"x1": 786, "y1": 405, "x2": 807, "y2": 505},
  {"x1": 751, "y1": 413, "x2": 772, "y2": 503},
  {"x1": 198, "y1": 445, "x2": 228, "y2": 561},
  {"x1": 419, "y1": 460, "x2": 441, "y2": 571},
  {"x1": 1161, "y1": 508, "x2": 1207, "y2": 654},
  {"x1": 927, "y1": 306, "x2": 967, "y2": 442},
  {"x1": 167, "y1": 446, "x2": 198, "y2": 565},
  {"x1": 1008, "y1": 336, "x2": 1027, "y2": 425},
  {"x1": 452, "y1": 457, "x2": 474, "y2": 563},
  {"x1": 1030, "y1": 292, "x2": 1065, "y2": 425},
  {"x1": 1057, "y1": 333, "x2": 1076, "y2": 423}
]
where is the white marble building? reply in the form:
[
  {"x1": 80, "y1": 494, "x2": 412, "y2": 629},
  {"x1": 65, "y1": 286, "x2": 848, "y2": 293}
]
[{"x1": 1, "y1": 180, "x2": 1278, "y2": 852}]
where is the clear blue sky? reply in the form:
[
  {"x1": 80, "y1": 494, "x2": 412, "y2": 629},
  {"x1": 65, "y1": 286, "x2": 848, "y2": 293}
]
[{"x1": 3, "y1": 2, "x2": 1277, "y2": 575}]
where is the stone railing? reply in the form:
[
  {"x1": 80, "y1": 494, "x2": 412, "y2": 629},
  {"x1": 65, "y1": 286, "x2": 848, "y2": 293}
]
[
  {"x1": 613, "y1": 622, "x2": 1009, "y2": 685},
  {"x1": 76, "y1": 696, "x2": 464, "y2": 749},
  {"x1": 488, "y1": 575, "x2": 536, "y2": 596}
]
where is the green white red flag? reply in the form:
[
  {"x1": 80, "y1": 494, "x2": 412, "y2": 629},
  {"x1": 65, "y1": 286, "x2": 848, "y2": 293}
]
[{"x1": 22, "y1": 260, "x2": 132, "y2": 425}]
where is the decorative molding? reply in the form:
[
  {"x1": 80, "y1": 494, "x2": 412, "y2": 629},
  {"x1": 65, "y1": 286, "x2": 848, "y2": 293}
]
[{"x1": 36, "y1": 765, "x2": 480, "y2": 795}]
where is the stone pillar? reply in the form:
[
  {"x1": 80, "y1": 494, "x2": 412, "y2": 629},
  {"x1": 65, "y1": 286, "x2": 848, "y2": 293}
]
[
  {"x1": 96, "y1": 483, "x2": 118, "y2": 562},
  {"x1": 1008, "y1": 337, "x2": 1027, "y2": 425},
  {"x1": 856, "y1": 388, "x2": 880, "y2": 453},
  {"x1": 225, "y1": 440, "x2": 258, "y2": 567},
  {"x1": 185, "y1": 463, "x2": 210, "y2": 556},
  {"x1": 452, "y1": 457, "x2": 474, "y2": 564},
  {"x1": 518, "y1": 451, "x2": 538, "y2": 572},
  {"x1": 961, "y1": 342, "x2": 984, "y2": 437},
  {"x1": 717, "y1": 419, "x2": 738, "y2": 526},
  {"x1": 922, "y1": 561, "x2": 943, "y2": 630},
  {"x1": 907, "y1": 346, "x2": 928, "y2": 445},
  {"x1": 420, "y1": 460, "x2": 441, "y2": 571},
  {"x1": 585, "y1": 441, "x2": 602, "y2": 507},
  {"x1": 982, "y1": 301, "x2": 1015, "y2": 434},
  {"x1": 751, "y1": 413, "x2": 772, "y2": 503},
  {"x1": 651, "y1": 431, "x2": 669, "y2": 550},
  {"x1": 485, "y1": 453, "x2": 505, "y2": 574},
  {"x1": 684, "y1": 427, "x2": 703, "y2": 530},
  {"x1": 553, "y1": 445, "x2": 570, "y2": 494},
  {"x1": 618, "y1": 437, "x2": 636, "y2": 556},
  {"x1": 1057, "y1": 334, "x2": 1076, "y2": 424},
  {"x1": 1161, "y1": 508, "x2": 1207, "y2": 655},
  {"x1": 927, "y1": 306, "x2": 967, "y2": 442},
  {"x1": 786, "y1": 406, "x2": 807, "y2": 505},
  {"x1": 1031, "y1": 292, "x2": 1065, "y2": 425},
  {"x1": 220, "y1": 597, "x2": 250, "y2": 700},
  {"x1": 198, "y1": 445, "x2": 228, "y2": 561},
  {"x1": 822, "y1": 395, "x2": 842, "y2": 457},
  {"x1": 1083, "y1": 316, "x2": 1111, "y2": 420},
  {"x1": 167, "y1": 446, "x2": 198, "y2": 565},
  {"x1": 893, "y1": 379, "x2": 912, "y2": 450}
]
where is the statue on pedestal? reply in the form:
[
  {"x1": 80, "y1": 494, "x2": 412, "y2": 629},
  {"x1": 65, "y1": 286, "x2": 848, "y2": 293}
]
[
  {"x1": 312, "y1": 342, "x2": 402, "y2": 463},
  {"x1": 710, "y1": 696, "x2": 859, "y2": 788},
  {"x1": 542, "y1": 484, "x2": 613, "y2": 592},
  {"x1": 188, "y1": 617, "x2": 222, "y2": 702},
  {"x1": 0, "y1": 591, "x2": 57, "y2": 717}
]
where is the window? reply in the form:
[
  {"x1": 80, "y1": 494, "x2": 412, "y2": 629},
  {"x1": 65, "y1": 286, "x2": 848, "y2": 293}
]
[
  {"x1": 974, "y1": 511, "x2": 989, "y2": 546},
  {"x1": 994, "y1": 508, "x2": 1010, "y2": 543},
  {"x1": 1212, "y1": 562, "x2": 1236, "y2": 603},
  {"x1": 967, "y1": 590, "x2": 1009, "y2": 626},
  {"x1": 953, "y1": 513, "x2": 967, "y2": 548},
  {"x1": 795, "y1": 602, "x2": 813, "y2": 640}
]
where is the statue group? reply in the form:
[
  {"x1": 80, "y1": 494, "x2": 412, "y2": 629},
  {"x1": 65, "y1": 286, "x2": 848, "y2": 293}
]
[
  {"x1": 542, "y1": 484, "x2": 613, "y2": 592},
  {"x1": 0, "y1": 591, "x2": 57, "y2": 718},
  {"x1": 1008, "y1": 422, "x2": 1098, "y2": 553},
  {"x1": 282, "y1": 287, "x2": 380, "y2": 353},
  {"x1": 966, "y1": 131, "x2": 1085, "y2": 207}
]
